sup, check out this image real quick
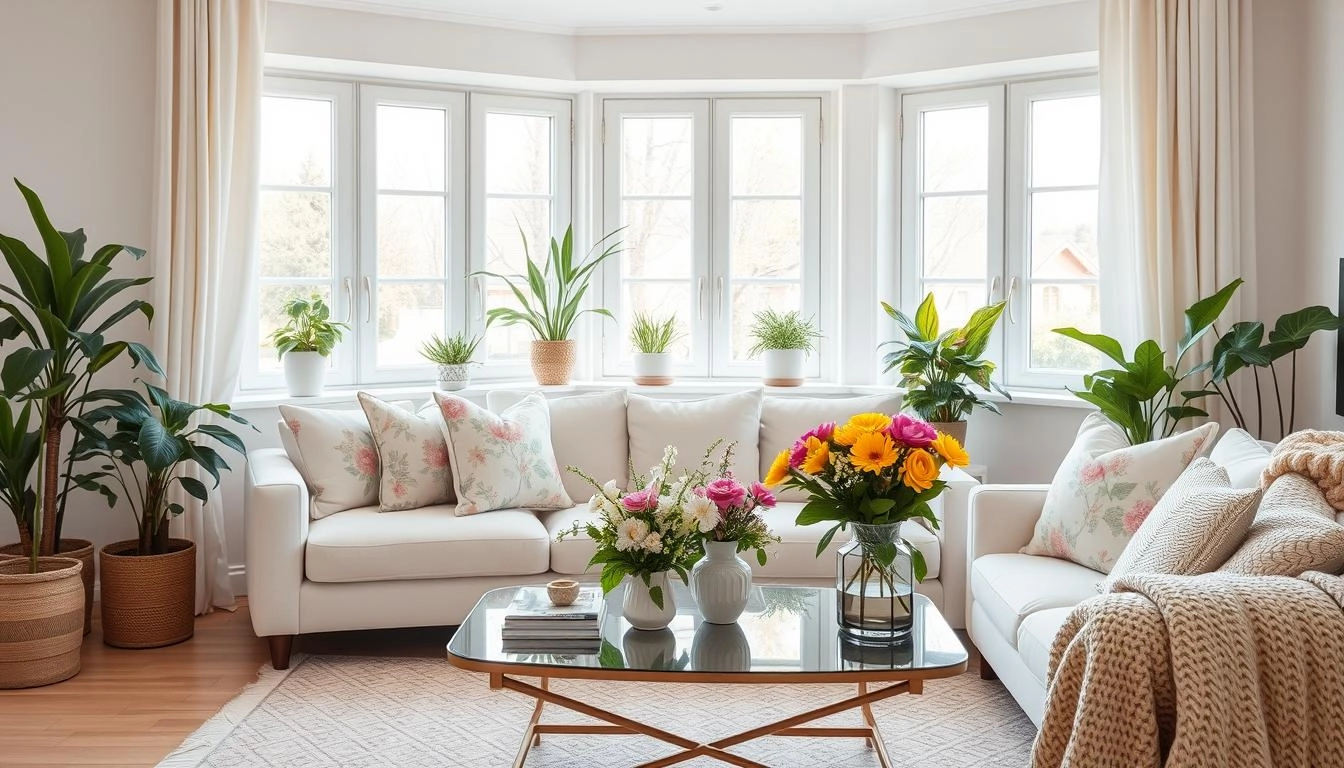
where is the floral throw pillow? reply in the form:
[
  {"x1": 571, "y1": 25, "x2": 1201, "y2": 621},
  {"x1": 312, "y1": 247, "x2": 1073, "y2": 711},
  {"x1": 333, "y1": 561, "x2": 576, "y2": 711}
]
[
  {"x1": 433, "y1": 392, "x2": 572, "y2": 517},
  {"x1": 357, "y1": 393, "x2": 455, "y2": 512},
  {"x1": 1021, "y1": 412, "x2": 1219, "y2": 573},
  {"x1": 277, "y1": 404, "x2": 381, "y2": 519}
]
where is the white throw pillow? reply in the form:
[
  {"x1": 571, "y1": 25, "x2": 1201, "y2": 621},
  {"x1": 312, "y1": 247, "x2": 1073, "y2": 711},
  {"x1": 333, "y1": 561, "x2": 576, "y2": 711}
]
[
  {"x1": 277, "y1": 404, "x2": 381, "y2": 519},
  {"x1": 357, "y1": 393, "x2": 454, "y2": 512},
  {"x1": 434, "y1": 392, "x2": 572, "y2": 516},
  {"x1": 487, "y1": 389, "x2": 628, "y2": 501},
  {"x1": 1021, "y1": 412, "x2": 1219, "y2": 573},
  {"x1": 758, "y1": 394, "x2": 903, "y2": 502},
  {"x1": 1209, "y1": 427, "x2": 1274, "y2": 489},
  {"x1": 627, "y1": 390, "x2": 763, "y2": 483},
  {"x1": 1219, "y1": 473, "x2": 1344, "y2": 577},
  {"x1": 1104, "y1": 458, "x2": 1261, "y2": 588}
]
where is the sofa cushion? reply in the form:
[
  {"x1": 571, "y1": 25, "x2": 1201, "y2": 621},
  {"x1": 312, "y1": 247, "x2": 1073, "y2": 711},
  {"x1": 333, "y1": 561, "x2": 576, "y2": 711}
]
[
  {"x1": 628, "y1": 390, "x2": 762, "y2": 483},
  {"x1": 1017, "y1": 607, "x2": 1074, "y2": 685},
  {"x1": 358, "y1": 393, "x2": 455, "y2": 511},
  {"x1": 1209, "y1": 428, "x2": 1273, "y2": 489},
  {"x1": 971, "y1": 553, "x2": 1102, "y2": 647},
  {"x1": 277, "y1": 404, "x2": 382, "y2": 519},
  {"x1": 1219, "y1": 473, "x2": 1344, "y2": 577},
  {"x1": 488, "y1": 389, "x2": 628, "y2": 501},
  {"x1": 757, "y1": 394, "x2": 903, "y2": 503},
  {"x1": 306, "y1": 505, "x2": 550, "y2": 582},
  {"x1": 539, "y1": 505, "x2": 601, "y2": 575}
]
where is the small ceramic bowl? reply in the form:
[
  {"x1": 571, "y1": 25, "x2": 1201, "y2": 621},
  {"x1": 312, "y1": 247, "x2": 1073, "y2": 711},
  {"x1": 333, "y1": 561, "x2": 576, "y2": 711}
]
[{"x1": 547, "y1": 579, "x2": 581, "y2": 606}]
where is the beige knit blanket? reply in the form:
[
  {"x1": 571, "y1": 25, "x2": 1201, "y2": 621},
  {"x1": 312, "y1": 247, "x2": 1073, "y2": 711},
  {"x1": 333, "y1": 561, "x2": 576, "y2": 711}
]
[
  {"x1": 1031, "y1": 571, "x2": 1344, "y2": 768},
  {"x1": 1263, "y1": 430, "x2": 1344, "y2": 509}
]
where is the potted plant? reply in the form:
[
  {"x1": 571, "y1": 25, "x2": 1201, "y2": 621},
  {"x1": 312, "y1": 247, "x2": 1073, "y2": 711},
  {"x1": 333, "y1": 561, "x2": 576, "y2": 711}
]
[
  {"x1": 75, "y1": 381, "x2": 249, "y2": 648},
  {"x1": 747, "y1": 309, "x2": 822, "y2": 387},
  {"x1": 473, "y1": 225, "x2": 623, "y2": 386},
  {"x1": 269, "y1": 293, "x2": 347, "y2": 397},
  {"x1": 879, "y1": 294, "x2": 1009, "y2": 445},
  {"x1": 421, "y1": 331, "x2": 481, "y2": 391},
  {"x1": 629, "y1": 311, "x2": 682, "y2": 386}
]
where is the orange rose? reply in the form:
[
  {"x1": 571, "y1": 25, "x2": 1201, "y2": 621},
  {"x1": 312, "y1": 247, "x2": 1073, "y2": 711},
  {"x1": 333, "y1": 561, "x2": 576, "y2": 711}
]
[{"x1": 901, "y1": 449, "x2": 939, "y2": 492}]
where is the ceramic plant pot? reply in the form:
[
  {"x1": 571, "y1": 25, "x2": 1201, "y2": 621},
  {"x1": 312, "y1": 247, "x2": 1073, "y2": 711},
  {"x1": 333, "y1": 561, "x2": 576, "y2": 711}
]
[
  {"x1": 762, "y1": 349, "x2": 806, "y2": 386},
  {"x1": 632, "y1": 352, "x2": 674, "y2": 386},
  {"x1": 282, "y1": 351, "x2": 328, "y2": 397}
]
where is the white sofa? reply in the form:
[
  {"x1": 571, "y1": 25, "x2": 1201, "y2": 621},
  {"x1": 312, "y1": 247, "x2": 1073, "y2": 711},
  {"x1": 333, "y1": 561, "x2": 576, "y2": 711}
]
[
  {"x1": 247, "y1": 389, "x2": 979, "y2": 669},
  {"x1": 965, "y1": 429, "x2": 1277, "y2": 725}
]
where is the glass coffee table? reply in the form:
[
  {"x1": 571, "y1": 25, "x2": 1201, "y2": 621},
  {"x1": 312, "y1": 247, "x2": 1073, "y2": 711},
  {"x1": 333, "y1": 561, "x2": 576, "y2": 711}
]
[{"x1": 447, "y1": 581, "x2": 967, "y2": 768}]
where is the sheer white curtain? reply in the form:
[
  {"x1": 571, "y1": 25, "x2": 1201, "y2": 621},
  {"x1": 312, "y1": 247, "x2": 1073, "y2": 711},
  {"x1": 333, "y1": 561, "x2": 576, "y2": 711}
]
[
  {"x1": 151, "y1": 0, "x2": 266, "y2": 614},
  {"x1": 1098, "y1": 0, "x2": 1257, "y2": 354}
]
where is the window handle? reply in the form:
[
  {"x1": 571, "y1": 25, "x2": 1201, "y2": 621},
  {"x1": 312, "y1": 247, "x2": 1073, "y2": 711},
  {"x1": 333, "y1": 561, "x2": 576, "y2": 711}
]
[
  {"x1": 715, "y1": 276, "x2": 724, "y2": 319},
  {"x1": 475, "y1": 276, "x2": 487, "y2": 323},
  {"x1": 697, "y1": 277, "x2": 706, "y2": 321},
  {"x1": 988, "y1": 276, "x2": 1000, "y2": 304},
  {"x1": 361, "y1": 276, "x2": 372, "y2": 324},
  {"x1": 1006, "y1": 276, "x2": 1018, "y2": 325},
  {"x1": 342, "y1": 278, "x2": 353, "y2": 324}
]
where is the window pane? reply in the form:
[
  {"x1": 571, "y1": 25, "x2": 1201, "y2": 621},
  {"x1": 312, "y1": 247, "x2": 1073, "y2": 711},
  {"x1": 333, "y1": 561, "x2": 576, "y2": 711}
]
[
  {"x1": 256, "y1": 282, "x2": 333, "y2": 373},
  {"x1": 377, "y1": 195, "x2": 445, "y2": 279},
  {"x1": 1030, "y1": 282, "x2": 1103, "y2": 371},
  {"x1": 922, "y1": 195, "x2": 987, "y2": 279},
  {"x1": 376, "y1": 105, "x2": 445, "y2": 192},
  {"x1": 260, "y1": 96, "x2": 331, "y2": 187},
  {"x1": 623, "y1": 200, "x2": 692, "y2": 279},
  {"x1": 1031, "y1": 190, "x2": 1098, "y2": 277},
  {"x1": 731, "y1": 116, "x2": 801, "y2": 195},
  {"x1": 377, "y1": 282, "x2": 444, "y2": 367},
  {"x1": 922, "y1": 106, "x2": 988, "y2": 193},
  {"x1": 622, "y1": 116, "x2": 694, "y2": 197},
  {"x1": 919, "y1": 282, "x2": 985, "y2": 331},
  {"x1": 483, "y1": 279, "x2": 532, "y2": 361},
  {"x1": 731, "y1": 199, "x2": 801, "y2": 279},
  {"x1": 486, "y1": 113, "x2": 552, "y2": 195},
  {"x1": 259, "y1": 191, "x2": 331, "y2": 278},
  {"x1": 622, "y1": 281, "x2": 692, "y2": 361},
  {"x1": 485, "y1": 198, "x2": 551, "y2": 274},
  {"x1": 1031, "y1": 95, "x2": 1100, "y2": 188},
  {"x1": 730, "y1": 282, "x2": 802, "y2": 362}
]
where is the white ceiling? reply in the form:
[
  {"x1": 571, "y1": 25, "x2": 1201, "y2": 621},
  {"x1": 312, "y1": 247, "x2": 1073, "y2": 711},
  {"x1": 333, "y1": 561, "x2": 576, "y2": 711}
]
[{"x1": 291, "y1": 0, "x2": 1081, "y2": 34}]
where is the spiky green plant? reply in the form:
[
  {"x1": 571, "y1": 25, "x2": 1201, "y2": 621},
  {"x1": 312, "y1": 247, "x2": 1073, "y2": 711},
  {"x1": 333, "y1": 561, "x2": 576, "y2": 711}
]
[
  {"x1": 746, "y1": 309, "x2": 822, "y2": 357},
  {"x1": 629, "y1": 312, "x2": 682, "y2": 354},
  {"x1": 420, "y1": 331, "x2": 481, "y2": 366}
]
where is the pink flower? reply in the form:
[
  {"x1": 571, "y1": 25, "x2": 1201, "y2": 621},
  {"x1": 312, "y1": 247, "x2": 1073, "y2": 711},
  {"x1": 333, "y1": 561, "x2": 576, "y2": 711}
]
[
  {"x1": 789, "y1": 440, "x2": 809, "y2": 468},
  {"x1": 1104, "y1": 455, "x2": 1130, "y2": 475},
  {"x1": 468, "y1": 447, "x2": 487, "y2": 467},
  {"x1": 355, "y1": 446, "x2": 378, "y2": 477},
  {"x1": 705, "y1": 477, "x2": 747, "y2": 511},
  {"x1": 1049, "y1": 530, "x2": 1072, "y2": 558},
  {"x1": 1080, "y1": 462, "x2": 1105, "y2": 485},
  {"x1": 1124, "y1": 499, "x2": 1155, "y2": 533},
  {"x1": 423, "y1": 441, "x2": 449, "y2": 468},
  {"x1": 887, "y1": 414, "x2": 937, "y2": 448},
  {"x1": 802, "y1": 421, "x2": 836, "y2": 444},
  {"x1": 749, "y1": 481, "x2": 776, "y2": 508},
  {"x1": 286, "y1": 418, "x2": 301, "y2": 435},
  {"x1": 489, "y1": 421, "x2": 522, "y2": 442},
  {"x1": 439, "y1": 397, "x2": 468, "y2": 421},
  {"x1": 392, "y1": 480, "x2": 407, "y2": 498},
  {"x1": 620, "y1": 488, "x2": 658, "y2": 513}
]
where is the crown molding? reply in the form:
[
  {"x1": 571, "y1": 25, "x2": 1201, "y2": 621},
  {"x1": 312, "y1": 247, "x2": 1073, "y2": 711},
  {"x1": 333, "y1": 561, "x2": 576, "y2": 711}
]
[
  {"x1": 273, "y1": 0, "x2": 579, "y2": 35},
  {"x1": 862, "y1": 0, "x2": 1088, "y2": 32}
]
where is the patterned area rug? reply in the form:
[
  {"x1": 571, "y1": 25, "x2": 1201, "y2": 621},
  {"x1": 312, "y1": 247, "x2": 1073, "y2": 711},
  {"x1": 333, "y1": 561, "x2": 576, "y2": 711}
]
[{"x1": 158, "y1": 655, "x2": 1035, "y2": 767}]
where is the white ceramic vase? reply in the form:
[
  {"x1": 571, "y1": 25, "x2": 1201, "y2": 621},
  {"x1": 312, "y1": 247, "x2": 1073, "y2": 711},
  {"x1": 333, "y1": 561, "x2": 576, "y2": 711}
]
[
  {"x1": 436, "y1": 363, "x2": 472, "y2": 391},
  {"x1": 762, "y1": 348, "x2": 806, "y2": 386},
  {"x1": 689, "y1": 540, "x2": 753, "y2": 624},
  {"x1": 622, "y1": 572, "x2": 676, "y2": 631},
  {"x1": 632, "y1": 352, "x2": 674, "y2": 386},
  {"x1": 282, "y1": 351, "x2": 327, "y2": 397}
]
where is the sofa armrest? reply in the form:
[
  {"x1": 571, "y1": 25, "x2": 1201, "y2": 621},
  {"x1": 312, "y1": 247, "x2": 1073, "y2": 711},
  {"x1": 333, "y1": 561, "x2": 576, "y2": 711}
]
[
  {"x1": 968, "y1": 484, "x2": 1049, "y2": 560},
  {"x1": 245, "y1": 448, "x2": 309, "y2": 638},
  {"x1": 933, "y1": 466, "x2": 978, "y2": 631}
]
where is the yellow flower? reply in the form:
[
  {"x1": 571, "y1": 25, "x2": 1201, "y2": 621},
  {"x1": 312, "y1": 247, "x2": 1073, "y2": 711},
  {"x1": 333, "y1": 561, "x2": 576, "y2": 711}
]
[
  {"x1": 850, "y1": 432, "x2": 898, "y2": 474},
  {"x1": 901, "y1": 449, "x2": 939, "y2": 492},
  {"x1": 764, "y1": 449, "x2": 791, "y2": 487},
  {"x1": 834, "y1": 412, "x2": 893, "y2": 446},
  {"x1": 930, "y1": 433, "x2": 970, "y2": 468},
  {"x1": 802, "y1": 436, "x2": 830, "y2": 475}
]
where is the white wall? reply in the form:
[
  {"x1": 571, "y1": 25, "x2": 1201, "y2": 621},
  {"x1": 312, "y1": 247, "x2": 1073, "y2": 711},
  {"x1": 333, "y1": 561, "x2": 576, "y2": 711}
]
[{"x1": 0, "y1": 0, "x2": 157, "y2": 555}]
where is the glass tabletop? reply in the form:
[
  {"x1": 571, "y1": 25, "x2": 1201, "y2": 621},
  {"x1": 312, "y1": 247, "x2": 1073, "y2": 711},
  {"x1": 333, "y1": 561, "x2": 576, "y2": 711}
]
[{"x1": 447, "y1": 581, "x2": 967, "y2": 679}]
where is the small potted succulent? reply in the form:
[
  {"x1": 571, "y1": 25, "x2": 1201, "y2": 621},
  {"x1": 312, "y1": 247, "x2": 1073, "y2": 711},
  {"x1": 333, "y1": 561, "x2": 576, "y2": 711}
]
[
  {"x1": 268, "y1": 294, "x2": 347, "y2": 397},
  {"x1": 421, "y1": 331, "x2": 482, "y2": 391},
  {"x1": 629, "y1": 312, "x2": 682, "y2": 386},
  {"x1": 747, "y1": 309, "x2": 822, "y2": 387}
]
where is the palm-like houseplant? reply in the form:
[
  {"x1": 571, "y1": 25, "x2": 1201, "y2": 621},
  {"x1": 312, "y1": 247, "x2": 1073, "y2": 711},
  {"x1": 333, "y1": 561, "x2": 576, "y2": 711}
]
[
  {"x1": 472, "y1": 224, "x2": 623, "y2": 385},
  {"x1": 269, "y1": 293, "x2": 347, "y2": 397}
]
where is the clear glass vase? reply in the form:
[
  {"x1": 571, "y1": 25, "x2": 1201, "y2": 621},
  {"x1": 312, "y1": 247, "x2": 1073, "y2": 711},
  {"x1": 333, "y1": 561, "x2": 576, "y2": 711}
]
[{"x1": 836, "y1": 522, "x2": 915, "y2": 643}]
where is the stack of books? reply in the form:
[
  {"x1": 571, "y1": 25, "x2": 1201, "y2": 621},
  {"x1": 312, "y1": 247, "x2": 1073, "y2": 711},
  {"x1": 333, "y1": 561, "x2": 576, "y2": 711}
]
[{"x1": 501, "y1": 586, "x2": 604, "y2": 654}]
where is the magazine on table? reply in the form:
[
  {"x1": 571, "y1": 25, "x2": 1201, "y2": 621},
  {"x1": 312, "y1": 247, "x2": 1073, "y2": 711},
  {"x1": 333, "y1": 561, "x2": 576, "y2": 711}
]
[{"x1": 504, "y1": 586, "x2": 604, "y2": 622}]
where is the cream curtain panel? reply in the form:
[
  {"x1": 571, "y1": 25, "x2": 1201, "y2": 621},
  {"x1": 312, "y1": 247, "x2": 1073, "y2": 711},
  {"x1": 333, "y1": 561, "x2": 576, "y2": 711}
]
[
  {"x1": 1098, "y1": 0, "x2": 1257, "y2": 354},
  {"x1": 151, "y1": 0, "x2": 266, "y2": 614}
]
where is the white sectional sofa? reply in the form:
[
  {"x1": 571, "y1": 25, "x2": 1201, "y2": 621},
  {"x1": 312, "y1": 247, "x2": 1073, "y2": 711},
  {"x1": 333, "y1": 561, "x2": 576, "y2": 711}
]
[
  {"x1": 965, "y1": 429, "x2": 1276, "y2": 725},
  {"x1": 247, "y1": 389, "x2": 979, "y2": 669}
]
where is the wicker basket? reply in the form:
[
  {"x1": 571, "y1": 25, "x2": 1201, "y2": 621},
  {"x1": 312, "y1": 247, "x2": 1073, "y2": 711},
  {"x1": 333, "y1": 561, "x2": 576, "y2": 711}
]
[
  {"x1": 99, "y1": 538, "x2": 196, "y2": 649},
  {"x1": 0, "y1": 557, "x2": 84, "y2": 688},
  {"x1": 1, "y1": 539, "x2": 94, "y2": 636},
  {"x1": 531, "y1": 339, "x2": 577, "y2": 385},
  {"x1": 931, "y1": 420, "x2": 968, "y2": 447}
]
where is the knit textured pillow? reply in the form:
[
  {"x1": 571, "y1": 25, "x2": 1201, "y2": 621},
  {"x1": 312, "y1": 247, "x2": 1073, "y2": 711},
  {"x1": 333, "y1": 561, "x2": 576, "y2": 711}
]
[
  {"x1": 1219, "y1": 473, "x2": 1344, "y2": 577},
  {"x1": 1022, "y1": 412, "x2": 1219, "y2": 573},
  {"x1": 357, "y1": 393, "x2": 454, "y2": 512}
]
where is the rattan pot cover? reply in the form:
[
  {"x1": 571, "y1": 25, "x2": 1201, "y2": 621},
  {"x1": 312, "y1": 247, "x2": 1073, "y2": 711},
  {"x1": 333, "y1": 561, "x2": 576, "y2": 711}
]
[
  {"x1": 1, "y1": 538, "x2": 94, "y2": 636},
  {"x1": 931, "y1": 420, "x2": 968, "y2": 448},
  {"x1": 0, "y1": 556, "x2": 84, "y2": 688},
  {"x1": 99, "y1": 538, "x2": 196, "y2": 649},
  {"x1": 531, "y1": 339, "x2": 576, "y2": 385}
]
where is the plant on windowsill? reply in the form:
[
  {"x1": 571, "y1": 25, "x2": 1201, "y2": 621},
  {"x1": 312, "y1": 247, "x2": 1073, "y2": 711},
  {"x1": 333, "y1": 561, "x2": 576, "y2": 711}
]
[
  {"x1": 421, "y1": 331, "x2": 481, "y2": 392},
  {"x1": 747, "y1": 309, "x2": 822, "y2": 387},
  {"x1": 629, "y1": 311, "x2": 683, "y2": 386},
  {"x1": 268, "y1": 293, "x2": 347, "y2": 397},
  {"x1": 879, "y1": 294, "x2": 1009, "y2": 446},
  {"x1": 471, "y1": 224, "x2": 624, "y2": 386}
]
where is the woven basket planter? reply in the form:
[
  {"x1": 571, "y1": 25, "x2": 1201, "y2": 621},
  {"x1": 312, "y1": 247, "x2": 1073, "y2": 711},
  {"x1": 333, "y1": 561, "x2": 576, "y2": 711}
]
[
  {"x1": 931, "y1": 420, "x2": 968, "y2": 448},
  {"x1": 1, "y1": 539, "x2": 94, "y2": 636},
  {"x1": 99, "y1": 538, "x2": 196, "y2": 649},
  {"x1": 0, "y1": 556, "x2": 84, "y2": 688},
  {"x1": 531, "y1": 339, "x2": 576, "y2": 386}
]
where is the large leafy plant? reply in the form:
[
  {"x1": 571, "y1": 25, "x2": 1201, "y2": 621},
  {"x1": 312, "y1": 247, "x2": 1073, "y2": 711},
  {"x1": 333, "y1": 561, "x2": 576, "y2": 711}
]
[
  {"x1": 880, "y1": 294, "x2": 1009, "y2": 423},
  {"x1": 0, "y1": 179, "x2": 160, "y2": 572},
  {"x1": 473, "y1": 225, "x2": 624, "y2": 341}
]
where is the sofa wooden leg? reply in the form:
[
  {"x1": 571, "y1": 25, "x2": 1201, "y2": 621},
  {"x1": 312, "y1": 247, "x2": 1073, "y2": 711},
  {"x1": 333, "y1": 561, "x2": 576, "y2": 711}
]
[
  {"x1": 267, "y1": 635, "x2": 295, "y2": 670},
  {"x1": 979, "y1": 658, "x2": 999, "y2": 681}
]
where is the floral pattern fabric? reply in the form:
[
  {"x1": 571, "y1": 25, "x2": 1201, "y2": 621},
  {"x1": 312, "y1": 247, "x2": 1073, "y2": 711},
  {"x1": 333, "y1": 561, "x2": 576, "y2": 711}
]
[
  {"x1": 357, "y1": 393, "x2": 454, "y2": 512},
  {"x1": 433, "y1": 392, "x2": 572, "y2": 517},
  {"x1": 1021, "y1": 412, "x2": 1219, "y2": 573},
  {"x1": 277, "y1": 404, "x2": 382, "y2": 519}
]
